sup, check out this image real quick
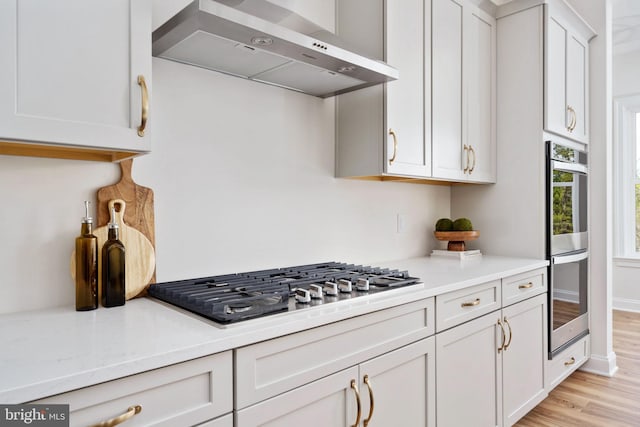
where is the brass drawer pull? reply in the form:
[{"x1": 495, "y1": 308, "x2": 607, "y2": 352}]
[
  {"x1": 565, "y1": 357, "x2": 576, "y2": 367},
  {"x1": 468, "y1": 145, "x2": 476, "y2": 173},
  {"x1": 137, "y1": 75, "x2": 149, "y2": 137},
  {"x1": 388, "y1": 129, "x2": 398, "y2": 164},
  {"x1": 503, "y1": 317, "x2": 513, "y2": 351},
  {"x1": 518, "y1": 282, "x2": 533, "y2": 289},
  {"x1": 90, "y1": 405, "x2": 142, "y2": 427},
  {"x1": 463, "y1": 144, "x2": 469, "y2": 173},
  {"x1": 497, "y1": 319, "x2": 506, "y2": 353},
  {"x1": 461, "y1": 298, "x2": 480, "y2": 308},
  {"x1": 363, "y1": 375, "x2": 374, "y2": 427},
  {"x1": 350, "y1": 379, "x2": 362, "y2": 427},
  {"x1": 567, "y1": 105, "x2": 576, "y2": 132}
]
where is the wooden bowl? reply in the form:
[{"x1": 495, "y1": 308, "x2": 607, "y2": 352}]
[{"x1": 433, "y1": 230, "x2": 480, "y2": 251}]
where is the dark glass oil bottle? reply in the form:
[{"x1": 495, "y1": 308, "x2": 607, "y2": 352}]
[
  {"x1": 102, "y1": 207, "x2": 126, "y2": 307},
  {"x1": 75, "y1": 201, "x2": 98, "y2": 311}
]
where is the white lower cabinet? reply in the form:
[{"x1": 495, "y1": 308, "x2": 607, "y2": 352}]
[
  {"x1": 236, "y1": 366, "x2": 360, "y2": 427},
  {"x1": 236, "y1": 337, "x2": 436, "y2": 427},
  {"x1": 436, "y1": 308, "x2": 502, "y2": 427},
  {"x1": 235, "y1": 298, "x2": 435, "y2": 426},
  {"x1": 502, "y1": 294, "x2": 547, "y2": 426},
  {"x1": 436, "y1": 273, "x2": 547, "y2": 427},
  {"x1": 358, "y1": 337, "x2": 436, "y2": 426},
  {"x1": 33, "y1": 352, "x2": 233, "y2": 427},
  {"x1": 546, "y1": 334, "x2": 590, "y2": 390}
]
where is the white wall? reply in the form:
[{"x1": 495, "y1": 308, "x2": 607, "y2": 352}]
[
  {"x1": 612, "y1": 45, "x2": 640, "y2": 311},
  {"x1": 613, "y1": 49, "x2": 640, "y2": 97},
  {"x1": 0, "y1": 2, "x2": 450, "y2": 315}
]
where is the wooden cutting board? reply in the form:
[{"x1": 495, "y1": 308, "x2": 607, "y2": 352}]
[
  {"x1": 71, "y1": 199, "x2": 156, "y2": 300},
  {"x1": 97, "y1": 159, "x2": 156, "y2": 284}
]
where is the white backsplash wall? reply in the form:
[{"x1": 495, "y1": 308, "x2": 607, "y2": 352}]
[{"x1": 0, "y1": 57, "x2": 450, "y2": 315}]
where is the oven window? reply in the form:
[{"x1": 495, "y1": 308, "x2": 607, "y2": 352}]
[
  {"x1": 553, "y1": 170, "x2": 575, "y2": 234},
  {"x1": 552, "y1": 257, "x2": 588, "y2": 331},
  {"x1": 553, "y1": 171, "x2": 586, "y2": 236}
]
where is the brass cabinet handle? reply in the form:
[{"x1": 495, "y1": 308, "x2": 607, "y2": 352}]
[
  {"x1": 461, "y1": 298, "x2": 480, "y2": 308},
  {"x1": 463, "y1": 144, "x2": 469, "y2": 173},
  {"x1": 388, "y1": 129, "x2": 398, "y2": 164},
  {"x1": 567, "y1": 105, "x2": 576, "y2": 132},
  {"x1": 518, "y1": 282, "x2": 533, "y2": 290},
  {"x1": 363, "y1": 375, "x2": 374, "y2": 427},
  {"x1": 503, "y1": 317, "x2": 513, "y2": 351},
  {"x1": 350, "y1": 379, "x2": 362, "y2": 427},
  {"x1": 90, "y1": 405, "x2": 142, "y2": 427},
  {"x1": 497, "y1": 319, "x2": 506, "y2": 353},
  {"x1": 468, "y1": 145, "x2": 476, "y2": 173},
  {"x1": 137, "y1": 75, "x2": 149, "y2": 137},
  {"x1": 565, "y1": 357, "x2": 576, "y2": 367}
]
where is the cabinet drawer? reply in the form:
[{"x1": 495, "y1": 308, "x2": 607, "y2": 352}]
[
  {"x1": 546, "y1": 334, "x2": 590, "y2": 390},
  {"x1": 502, "y1": 268, "x2": 547, "y2": 307},
  {"x1": 33, "y1": 352, "x2": 232, "y2": 427},
  {"x1": 235, "y1": 298, "x2": 434, "y2": 409},
  {"x1": 435, "y1": 280, "x2": 501, "y2": 332}
]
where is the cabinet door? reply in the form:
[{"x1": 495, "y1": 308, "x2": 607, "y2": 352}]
[
  {"x1": 0, "y1": 0, "x2": 151, "y2": 153},
  {"x1": 465, "y1": 7, "x2": 496, "y2": 183},
  {"x1": 545, "y1": 14, "x2": 569, "y2": 138},
  {"x1": 358, "y1": 337, "x2": 435, "y2": 427},
  {"x1": 502, "y1": 294, "x2": 547, "y2": 426},
  {"x1": 544, "y1": 8, "x2": 590, "y2": 144},
  {"x1": 384, "y1": 0, "x2": 430, "y2": 177},
  {"x1": 431, "y1": 0, "x2": 466, "y2": 181},
  {"x1": 236, "y1": 366, "x2": 359, "y2": 427},
  {"x1": 432, "y1": 0, "x2": 495, "y2": 183},
  {"x1": 436, "y1": 311, "x2": 502, "y2": 427},
  {"x1": 566, "y1": 34, "x2": 588, "y2": 141}
]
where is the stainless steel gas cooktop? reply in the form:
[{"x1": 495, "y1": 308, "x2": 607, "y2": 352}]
[{"x1": 148, "y1": 262, "x2": 421, "y2": 324}]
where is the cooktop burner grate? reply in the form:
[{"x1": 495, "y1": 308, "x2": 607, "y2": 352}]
[{"x1": 148, "y1": 262, "x2": 420, "y2": 324}]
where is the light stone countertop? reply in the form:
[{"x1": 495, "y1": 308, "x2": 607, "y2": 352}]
[{"x1": 0, "y1": 255, "x2": 548, "y2": 403}]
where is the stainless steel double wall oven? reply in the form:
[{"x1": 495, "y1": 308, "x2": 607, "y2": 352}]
[{"x1": 546, "y1": 141, "x2": 589, "y2": 358}]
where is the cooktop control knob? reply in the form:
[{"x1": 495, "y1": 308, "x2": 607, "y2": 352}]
[
  {"x1": 309, "y1": 284, "x2": 323, "y2": 299},
  {"x1": 324, "y1": 281, "x2": 338, "y2": 296},
  {"x1": 338, "y1": 279, "x2": 352, "y2": 293},
  {"x1": 295, "y1": 288, "x2": 311, "y2": 304},
  {"x1": 356, "y1": 278, "x2": 370, "y2": 291}
]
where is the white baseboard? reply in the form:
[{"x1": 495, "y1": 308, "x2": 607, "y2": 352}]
[
  {"x1": 612, "y1": 297, "x2": 640, "y2": 312},
  {"x1": 553, "y1": 288, "x2": 578, "y2": 303},
  {"x1": 581, "y1": 352, "x2": 618, "y2": 377}
]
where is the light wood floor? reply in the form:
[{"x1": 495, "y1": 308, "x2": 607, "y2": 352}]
[{"x1": 516, "y1": 310, "x2": 640, "y2": 426}]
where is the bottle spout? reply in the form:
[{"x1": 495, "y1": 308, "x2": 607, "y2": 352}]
[{"x1": 82, "y1": 201, "x2": 93, "y2": 224}]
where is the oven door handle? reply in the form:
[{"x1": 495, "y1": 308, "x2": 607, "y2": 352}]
[
  {"x1": 552, "y1": 250, "x2": 588, "y2": 265},
  {"x1": 552, "y1": 160, "x2": 587, "y2": 175}
]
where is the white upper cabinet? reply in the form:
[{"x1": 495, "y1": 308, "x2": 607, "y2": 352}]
[
  {"x1": 384, "y1": 0, "x2": 430, "y2": 177},
  {"x1": 431, "y1": 0, "x2": 496, "y2": 183},
  {"x1": 544, "y1": 1, "x2": 594, "y2": 144},
  {"x1": 0, "y1": 0, "x2": 151, "y2": 161},
  {"x1": 336, "y1": 0, "x2": 430, "y2": 179}
]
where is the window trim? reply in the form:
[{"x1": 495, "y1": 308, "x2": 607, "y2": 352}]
[{"x1": 613, "y1": 94, "x2": 640, "y2": 257}]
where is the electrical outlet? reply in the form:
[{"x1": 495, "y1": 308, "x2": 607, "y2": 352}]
[{"x1": 396, "y1": 213, "x2": 406, "y2": 234}]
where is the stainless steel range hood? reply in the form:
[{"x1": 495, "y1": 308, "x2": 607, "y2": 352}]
[{"x1": 152, "y1": 0, "x2": 398, "y2": 98}]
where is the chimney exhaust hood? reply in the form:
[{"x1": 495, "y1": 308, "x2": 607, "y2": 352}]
[{"x1": 152, "y1": 0, "x2": 399, "y2": 98}]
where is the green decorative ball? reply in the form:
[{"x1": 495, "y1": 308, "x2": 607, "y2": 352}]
[
  {"x1": 452, "y1": 218, "x2": 473, "y2": 231},
  {"x1": 435, "y1": 218, "x2": 454, "y2": 231}
]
